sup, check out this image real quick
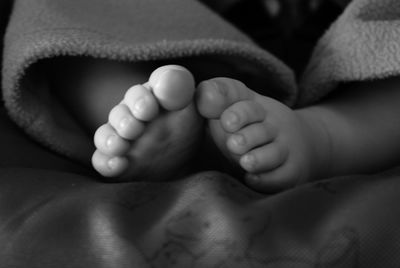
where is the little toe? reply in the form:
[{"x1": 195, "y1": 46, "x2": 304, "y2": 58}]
[
  {"x1": 245, "y1": 165, "x2": 300, "y2": 193},
  {"x1": 92, "y1": 150, "x2": 129, "y2": 177},
  {"x1": 94, "y1": 123, "x2": 130, "y2": 156},
  {"x1": 197, "y1": 78, "x2": 254, "y2": 119},
  {"x1": 109, "y1": 103, "x2": 145, "y2": 140},
  {"x1": 221, "y1": 100, "x2": 266, "y2": 132},
  {"x1": 227, "y1": 123, "x2": 276, "y2": 155},
  {"x1": 123, "y1": 84, "x2": 159, "y2": 121},
  {"x1": 148, "y1": 65, "x2": 195, "y2": 111},
  {"x1": 240, "y1": 143, "x2": 288, "y2": 173}
]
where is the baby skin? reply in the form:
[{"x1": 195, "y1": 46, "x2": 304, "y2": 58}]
[
  {"x1": 93, "y1": 64, "x2": 400, "y2": 192},
  {"x1": 92, "y1": 65, "x2": 325, "y2": 191},
  {"x1": 196, "y1": 78, "x2": 327, "y2": 191},
  {"x1": 92, "y1": 65, "x2": 204, "y2": 181}
]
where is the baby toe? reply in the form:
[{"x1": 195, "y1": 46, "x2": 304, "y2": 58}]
[
  {"x1": 92, "y1": 150, "x2": 129, "y2": 177},
  {"x1": 245, "y1": 165, "x2": 301, "y2": 193},
  {"x1": 196, "y1": 78, "x2": 254, "y2": 119},
  {"x1": 149, "y1": 65, "x2": 195, "y2": 111},
  {"x1": 240, "y1": 143, "x2": 288, "y2": 173},
  {"x1": 227, "y1": 123, "x2": 277, "y2": 155},
  {"x1": 123, "y1": 84, "x2": 159, "y2": 121},
  {"x1": 109, "y1": 103, "x2": 145, "y2": 140},
  {"x1": 221, "y1": 100, "x2": 266, "y2": 132},
  {"x1": 94, "y1": 123, "x2": 130, "y2": 156}
]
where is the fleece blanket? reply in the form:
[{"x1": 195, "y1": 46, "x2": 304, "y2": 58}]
[{"x1": 2, "y1": 0, "x2": 400, "y2": 267}]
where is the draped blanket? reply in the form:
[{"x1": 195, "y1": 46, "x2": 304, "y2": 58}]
[{"x1": 2, "y1": 0, "x2": 400, "y2": 267}]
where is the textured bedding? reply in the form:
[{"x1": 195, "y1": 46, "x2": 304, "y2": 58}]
[{"x1": 2, "y1": 0, "x2": 400, "y2": 267}]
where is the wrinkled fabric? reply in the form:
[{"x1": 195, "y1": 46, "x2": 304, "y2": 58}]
[
  {"x1": 2, "y1": 0, "x2": 400, "y2": 267},
  {"x1": 1, "y1": 168, "x2": 400, "y2": 267}
]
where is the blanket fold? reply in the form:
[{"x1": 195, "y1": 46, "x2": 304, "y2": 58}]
[
  {"x1": 2, "y1": 0, "x2": 296, "y2": 164},
  {"x1": 3, "y1": 0, "x2": 400, "y2": 164},
  {"x1": 2, "y1": 167, "x2": 400, "y2": 267},
  {"x1": 299, "y1": 0, "x2": 400, "y2": 106}
]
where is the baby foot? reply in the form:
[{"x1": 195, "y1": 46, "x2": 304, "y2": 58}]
[
  {"x1": 197, "y1": 78, "x2": 322, "y2": 192},
  {"x1": 92, "y1": 65, "x2": 203, "y2": 181}
]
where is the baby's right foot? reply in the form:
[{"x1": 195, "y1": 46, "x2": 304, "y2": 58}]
[{"x1": 92, "y1": 65, "x2": 203, "y2": 181}]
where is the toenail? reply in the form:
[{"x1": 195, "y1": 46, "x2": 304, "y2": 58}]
[
  {"x1": 231, "y1": 134, "x2": 245, "y2": 147},
  {"x1": 119, "y1": 117, "x2": 132, "y2": 130},
  {"x1": 106, "y1": 135, "x2": 118, "y2": 147},
  {"x1": 201, "y1": 80, "x2": 217, "y2": 90},
  {"x1": 226, "y1": 112, "x2": 239, "y2": 127},
  {"x1": 242, "y1": 154, "x2": 256, "y2": 170},
  {"x1": 133, "y1": 96, "x2": 148, "y2": 113},
  {"x1": 107, "y1": 157, "x2": 118, "y2": 170}
]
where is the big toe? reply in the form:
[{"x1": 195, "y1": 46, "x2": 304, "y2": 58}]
[
  {"x1": 148, "y1": 65, "x2": 195, "y2": 111},
  {"x1": 196, "y1": 77, "x2": 254, "y2": 119}
]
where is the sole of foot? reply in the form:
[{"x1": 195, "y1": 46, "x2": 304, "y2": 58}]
[
  {"x1": 197, "y1": 77, "x2": 312, "y2": 192},
  {"x1": 92, "y1": 65, "x2": 204, "y2": 181}
]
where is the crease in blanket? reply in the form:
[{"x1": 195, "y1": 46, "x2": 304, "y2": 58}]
[
  {"x1": 2, "y1": 0, "x2": 297, "y2": 166},
  {"x1": 299, "y1": 0, "x2": 400, "y2": 106},
  {"x1": 0, "y1": 0, "x2": 14, "y2": 101},
  {"x1": 2, "y1": 0, "x2": 400, "y2": 168}
]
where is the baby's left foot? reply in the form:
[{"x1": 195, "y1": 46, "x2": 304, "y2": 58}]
[
  {"x1": 92, "y1": 65, "x2": 204, "y2": 181},
  {"x1": 197, "y1": 78, "x2": 327, "y2": 192}
]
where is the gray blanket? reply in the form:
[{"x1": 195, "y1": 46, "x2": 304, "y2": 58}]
[
  {"x1": 2, "y1": 1, "x2": 400, "y2": 267},
  {"x1": 4, "y1": 0, "x2": 399, "y2": 166}
]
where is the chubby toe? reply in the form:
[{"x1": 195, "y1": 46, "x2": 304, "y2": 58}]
[
  {"x1": 240, "y1": 143, "x2": 288, "y2": 173},
  {"x1": 92, "y1": 150, "x2": 129, "y2": 177},
  {"x1": 244, "y1": 164, "x2": 302, "y2": 193},
  {"x1": 149, "y1": 65, "x2": 195, "y2": 111},
  {"x1": 197, "y1": 78, "x2": 254, "y2": 119},
  {"x1": 227, "y1": 123, "x2": 276, "y2": 155},
  {"x1": 221, "y1": 100, "x2": 266, "y2": 132},
  {"x1": 94, "y1": 123, "x2": 130, "y2": 156},
  {"x1": 109, "y1": 104, "x2": 145, "y2": 140},
  {"x1": 123, "y1": 84, "x2": 159, "y2": 121}
]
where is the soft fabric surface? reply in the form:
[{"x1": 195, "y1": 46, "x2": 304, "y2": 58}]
[
  {"x1": 4, "y1": 0, "x2": 400, "y2": 163},
  {"x1": 2, "y1": 0, "x2": 296, "y2": 164},
  {"x1": 1, "y1": 167, "x2": 400, "y2": 267},
  {"x1": 300, "y1": 0, "x2": 400, "y2": 105},
  {"x1": 2, "y1": 0, "x2": 400, "y2": 267}
]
